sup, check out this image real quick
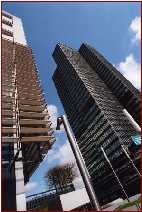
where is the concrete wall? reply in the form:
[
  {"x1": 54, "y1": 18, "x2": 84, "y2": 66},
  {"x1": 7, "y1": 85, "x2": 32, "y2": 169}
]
[{"x1": 48, "y1": 187, "x2": 90, "y2": 211}]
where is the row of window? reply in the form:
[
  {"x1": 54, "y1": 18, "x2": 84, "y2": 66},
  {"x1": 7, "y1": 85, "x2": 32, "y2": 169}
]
[{"x1": 80, "y1": 44, "x2": 140, "y2": 115}]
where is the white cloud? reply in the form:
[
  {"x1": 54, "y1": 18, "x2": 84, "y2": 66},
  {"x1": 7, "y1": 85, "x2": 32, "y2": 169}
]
[
  {"x1": 45, "y1": 140, "x2": 85, "y2": 189},
  {"x1": 73, "y1": 175, "x2": 84, "y2": 189},
  {"x1": 25, "y1": 182, "x2": 38, "y2": 192},
  {"x1": 130, "y1": 17, "x2": 140, "y2": 44},
  {"x1": 47, "y1": 104, "x2": 65, "y2": 133},
  {"x1": 116, "y1": 54, "x2": 140, "y2": 90},
  {"x1": 46, "y1": 140, "x2": 76, "y2": 164}
]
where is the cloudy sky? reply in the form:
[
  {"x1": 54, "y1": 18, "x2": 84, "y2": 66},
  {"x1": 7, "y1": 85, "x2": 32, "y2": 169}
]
[{"x1": 2, "y1": 2, "x2": 140, "y2": 196}]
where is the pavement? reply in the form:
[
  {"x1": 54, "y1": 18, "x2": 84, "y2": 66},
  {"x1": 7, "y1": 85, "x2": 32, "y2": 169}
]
[{"x1": 102, "y1": 193, "x2": 141, "y2": 211}]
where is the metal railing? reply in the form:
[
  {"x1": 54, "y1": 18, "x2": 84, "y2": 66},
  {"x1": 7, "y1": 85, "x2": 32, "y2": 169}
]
[{"x1": 26, "y1": 188, "x2": 57, "y2": 210}]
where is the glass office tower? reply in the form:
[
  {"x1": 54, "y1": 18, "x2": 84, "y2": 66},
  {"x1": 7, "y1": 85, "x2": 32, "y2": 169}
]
[
  {"x1": 52, "y1": 43, "x2": 140, "y2": 205},
  {"x1": 2, "y1": 11, "x2": 56, "y2": 210}
]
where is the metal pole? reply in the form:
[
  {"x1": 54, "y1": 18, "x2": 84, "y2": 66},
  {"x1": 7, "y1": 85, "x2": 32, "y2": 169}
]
[
  {"x1": 123, "y1": 109, "x2": 141, "y2": 133},
  {"x1": 100, "y1": 147, "x2": 130, "y2": 203},
  {"x1": 61, "y1": 115, "x2": 101, "y2": 211},
  {"x1": 122, "y1": 109, "x2": 141, "y2": 177},
  {"x1": 121, "y1": 145, "x2": 141, "y2": 177}
]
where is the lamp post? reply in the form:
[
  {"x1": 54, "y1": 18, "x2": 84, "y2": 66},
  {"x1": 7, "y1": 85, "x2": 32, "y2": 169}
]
[
  {"x1": 121, "y1": 144, "x2": 141, "y2": 177},
  {"x1": 123, "y1": 109, "x2": 141, "y2": 133},
  {"x1": 100, "y1": 147, "x2": 130, "y2": 203},
  {"x1": 100, "y1": 147, "x2": 141, "y2": 210},
  {"x1": 56, "y1": 115, "x2": 101, "y2": 211},
  {"x1": 122, "y1": 109, "x2": 141, "y2": 177}
]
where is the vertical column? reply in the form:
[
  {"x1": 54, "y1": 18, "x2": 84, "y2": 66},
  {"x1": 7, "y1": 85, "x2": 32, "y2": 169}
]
[
  {"x1": 13, "y1": 16, "x2": 27, "y2": 45},
  {"x1": 13, "y1": 43, "x2": 26, "y2": 210},
  {"x1": 15, "y1": 151, "x2": 26, "y2": 210}
]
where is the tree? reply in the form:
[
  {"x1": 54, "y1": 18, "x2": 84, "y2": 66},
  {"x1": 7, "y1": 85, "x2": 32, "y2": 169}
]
[{"x1": 44, "y1": 162, "x2": 78, "y2": 194}]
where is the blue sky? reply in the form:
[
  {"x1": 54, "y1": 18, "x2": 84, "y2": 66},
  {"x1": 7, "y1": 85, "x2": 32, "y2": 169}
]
[{"x1": 2, "y1": 2, "x2": 140, "y2": 196}]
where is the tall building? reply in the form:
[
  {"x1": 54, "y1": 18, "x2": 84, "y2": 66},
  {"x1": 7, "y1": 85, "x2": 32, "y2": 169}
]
[
  {"x1": 2, "y1": 11, "x2": 56, "y2": 210},
  {"x1": 52, "y1": 43, "x2": 141, "y2": 205}
]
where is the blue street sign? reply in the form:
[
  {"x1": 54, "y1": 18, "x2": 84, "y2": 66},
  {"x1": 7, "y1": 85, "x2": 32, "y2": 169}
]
[{"x1": 131, "y1": 135, "x2": 141, "y2": 145}]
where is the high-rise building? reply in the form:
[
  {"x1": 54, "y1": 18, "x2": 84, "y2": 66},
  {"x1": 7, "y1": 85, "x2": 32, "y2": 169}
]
[
  {"x1": 52, "y1": 43, "x2": 141, "y2": 205},
  {"x1": 2, "y1": 11, "x2": 56, "y2": 210}
]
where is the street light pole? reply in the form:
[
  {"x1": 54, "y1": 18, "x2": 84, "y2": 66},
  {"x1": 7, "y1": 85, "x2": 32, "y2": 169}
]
[
  {"x1": 121, "y1": 144, "x2": 141, "y2": 177},
  {"x1": 56, "y1": 115, "x2": 101, "y2": 211},
  {"x1": 123, "y1": 109, "x2": 141, "y2": 133},
  {"x1": 122, "y1": 109, "x2": 141, "y2": 177},
  {"x1": 100, "y1": 147, "x2": 130, "y2": 203},
  {"x1": 101, "y1": 147, "x2": 141, "y2": 210}
]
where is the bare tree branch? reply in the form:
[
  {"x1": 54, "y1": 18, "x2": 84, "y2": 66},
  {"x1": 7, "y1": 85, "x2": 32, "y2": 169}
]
[{"x1": 44, "y1": 162, "x2": 78, "y2": 193}]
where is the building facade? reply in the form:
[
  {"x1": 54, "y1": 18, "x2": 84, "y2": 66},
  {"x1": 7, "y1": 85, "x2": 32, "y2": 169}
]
[
  {"x1": 2, "y1": 11, "x2": 56, "y2": 210},
  {"x1": 52, "y1": 43, "x2": 141, "y2": 205}
]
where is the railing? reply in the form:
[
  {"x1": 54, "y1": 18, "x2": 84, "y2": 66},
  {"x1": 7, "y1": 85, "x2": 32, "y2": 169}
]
[
  {"x1": 26, "y1": 188, "x2": 57, "y2": 210},
  {"x1": 26, "y1": 185, "x2": 75, "y2": 211}
]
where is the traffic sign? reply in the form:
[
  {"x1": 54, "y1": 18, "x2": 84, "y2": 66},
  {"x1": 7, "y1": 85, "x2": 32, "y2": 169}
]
[{"x1": 131, "y1": 135, "x2": 141, "y2": 145}]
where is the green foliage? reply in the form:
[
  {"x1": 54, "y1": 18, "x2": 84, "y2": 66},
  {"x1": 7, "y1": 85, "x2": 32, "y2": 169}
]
[
  {"x1": 118, "y1": 197, "x2": 141, "y2": 210},
  {"x1": 39, "y1": 206, "x2": 48, "y2": 210}
]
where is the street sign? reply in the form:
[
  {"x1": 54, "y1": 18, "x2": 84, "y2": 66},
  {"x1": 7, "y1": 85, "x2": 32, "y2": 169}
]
[{"x1": 131, "y1": 135, "x2": 141, "y2": 145}]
